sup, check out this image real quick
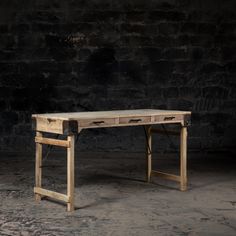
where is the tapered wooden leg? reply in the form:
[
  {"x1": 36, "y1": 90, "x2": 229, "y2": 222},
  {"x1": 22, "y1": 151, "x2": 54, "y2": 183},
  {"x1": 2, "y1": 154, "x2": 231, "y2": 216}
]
[
  {"x1": 145, "y1": 125, "x2": 152, "y2": 183},
  {"x1": 67, "y1": 135, "x2": 75, "y2": 212},
  {"x1": 35, "y1": 131, "x2": 43, "y2": 201},
  {"x1": 180, "y1": 126, "x2": 187, "y2": 191}
]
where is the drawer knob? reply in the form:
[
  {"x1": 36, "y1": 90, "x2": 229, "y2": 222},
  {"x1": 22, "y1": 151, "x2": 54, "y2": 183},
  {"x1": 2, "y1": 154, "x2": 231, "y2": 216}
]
[
  {"x1": 92, "y1": 121, "x2": 105, "y2": 125},
  {"x1": 129, "y1": 118, "x2": 142, "y2": 123},
  {"x1": 164, "y1": 116, "x2": 175, "y2": 121}
]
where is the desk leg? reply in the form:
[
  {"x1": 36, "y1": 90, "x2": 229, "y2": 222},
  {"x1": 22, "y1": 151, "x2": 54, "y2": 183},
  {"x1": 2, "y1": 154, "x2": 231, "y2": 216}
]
[
  {"x1": 67, "y1": 135, "x2": 75, "y2": 212},
  {"x1": 180, "y1": 126, "x2": 187, "y2": 191},
  {"x1": 145, "y1": 125, "x2": 152, "y2": 183},
  {"x1": 35, "y1": 131, "x2": 42, "y2": 202}
]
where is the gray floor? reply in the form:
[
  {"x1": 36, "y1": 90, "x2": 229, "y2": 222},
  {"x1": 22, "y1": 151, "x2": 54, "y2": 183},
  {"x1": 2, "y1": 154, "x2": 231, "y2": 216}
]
[{"x1": 0, "y1": 152, "x2": 236, "y2": 236}]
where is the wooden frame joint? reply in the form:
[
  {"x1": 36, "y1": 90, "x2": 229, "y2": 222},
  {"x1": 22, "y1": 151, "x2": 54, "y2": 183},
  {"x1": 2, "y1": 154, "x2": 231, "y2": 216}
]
[
  {"x1": 63, "y1": 120, "x2": 78, "y2": 135},
  {"x1": 34, "y1": 187, "x2": 70, "y2": 203},
  {"x1": 151, "y1": 170, "x2": 181, "y2": 182},
  {"x1": 35, "y1": 137, "x2": 70, "y2": 148},
  {"x1": 183, "y1": 114, "x2": 191, "y2": 127}
]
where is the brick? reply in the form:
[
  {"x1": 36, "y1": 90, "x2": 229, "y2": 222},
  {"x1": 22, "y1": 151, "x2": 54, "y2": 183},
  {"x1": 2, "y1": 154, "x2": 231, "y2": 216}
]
[
  {"x1": 214, "y1": 35, "x2": 236, "y2": 47},
  {"x1": 116, "y1": 48, "x2": 134, "y2": 61},
  {"x1": 200, "y1": 113, "x2": 232, "y2": 124},
  {"x1": 225, "y1": 61, "x2": 236, "y2": 73},
  {"x1": 221, "y1": 47, "x2": 236, "y2": 61},
  {"x1": 120, "y1": 23, "x2": 147, "y2": 35},
  {"x1": 198, "y1": 23, "x2": 216, "y2": 35},
  {"x1": 118, "y1": 60, "x2": 146, "y2": 84},
  {"x1": 0, "y1": 63, "x2": 17, "y2": 74},
  {"x1": 0, "y1": 100, "x2": 6, "y2": 110},
  {"x1": 120, "y1": 35, "x2": 154, "y2": 47},
  {"x1": 10, "y1": 99, "x2": 31, "y2": 111},
  {"x1": 133, "y1": 48, "x2": 162, "y2": 64},
  {"x1": 202, "y1": 87, "x2": 229, "y2": 99},
  {"x1": 10, "y1": 24, "x2": 30, "y2": 33},
  {"x1": 187, "y1": 137, "x2": 202, "y2": 150},
  {"x1": 181, "y1": 22, "x2": 198, "y2": 34},
  {"x1": 0, "y1": 24, "x2": 9, "y2": 33},
  {"x1": 22, "y1": 11, "x2": 65, "y2": 24},
  {"x1": 0, "y1": 111, "x2": 18, "y2": 125},
  {"x1": 179, "y1": 87, "x2": 201, "y2": 99},
  {"x1": 194, "y1": 98, "x2": 223, "y2": 112},
  {"x1": 147, "y1": 86, "x2": 163, "y2": 100},
  {"x1": 190, "y1": 47, "x2": 204, "y2": 60},
  {"x1": 0, "y1": 35, "x2": 16, "y2": 50},
  {"x1": 150, "y1": 1, "x2": 176, "y2": 10},
  {"x1": 14, "y1": 124, "x2": 32, "y2": 136},
  {"x1": 173, "y1": 60, "x2": 193, "y2": 73},
  {"x1": 189, "y1": 124, "x2": 211, "y2": 138},
  {"x1": 149, "y1": 60, "x2": 174, "y2": 75},
  {"x1": 219, "y1": 23, "x2": 236, "y2": 35},
  {"x1": 168, "y1": 98, "x2": 193, "y2": 110},
  {"x1": 73, "y1": 11, "x2": 123, "y2": 23},
  {"x1": 158, "y1": 22, "x2": 180, "y2": 35},
  {"x1": 200, "y1": 63, "x2": 225, "y2": 74},
  {"x1": 0, "y1": 50, "x2": 16, "y2": 61},
  {"x1": 124, "y1": 11, "x2": 147, "y2": 23},
  {"x1": 107, "y1": 88, "x2": 145, "y2": 99},
  {"x1": 148, "y1": 10, "x2": 186, "y2": 22},
  {"x1": 31, "y1": 23, "x2": 56, "y2": 33},
  {"x1": 163, "y1": 87, "x2": 179, "y2": 98},
  {"x1": 162, "y1": 48, "x2": 188, "y2": 60}
]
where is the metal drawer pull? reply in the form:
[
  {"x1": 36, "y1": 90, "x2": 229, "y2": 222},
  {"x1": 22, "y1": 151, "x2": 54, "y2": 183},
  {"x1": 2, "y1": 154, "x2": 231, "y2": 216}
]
[
  {"x1": 164, "y1": 116, "x2": 175, "y2": 121},
  {"x1": 92, "y1": 121, "x2": 105, "y2": 124},
  {"x1": 129, "y1": 118, "x2": 142, "y2": 123}
]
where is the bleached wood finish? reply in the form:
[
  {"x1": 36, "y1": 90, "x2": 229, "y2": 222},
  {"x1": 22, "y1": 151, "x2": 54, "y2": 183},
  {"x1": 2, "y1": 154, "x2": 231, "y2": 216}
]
[
  {"x1": 79, "y1": 118, "x2": 116, "y2": 128},
  {"x1": 35, "y1": 117, "x2": 65, "y2": 134},
  {"x1": 151, "y1": 170, "x2": 180, "y2": 182},
  {"x1": 32, "y1": 109, "x2": 191, "y2": 133},
  {"x1": 67, "y1": 135, "x2": 75, "y2": 211},
  {"x1": 35, "y1": 132, "x2": 42, "y2": 202},
  {"x1": 32, "y1": 109, "x2": 191, "y2": 121},
  {"x1": 120, "y1": 116, "x2": 151, "y2": 124},
  {"x1": 35, "y1": 137, "x2": 70, "y2": 148},
  {"x1": 180, "y1": 127, "x2": 187, "y2": 191},
  {"x1": 145, "y1": 125, "x2": 152, "y2": 183},
  {"x1": 34, "y1": 187, "x2": 69, "y2": 202},
  {"x1": 32, "y1": 109, "x2": 191, "y2": 211}
]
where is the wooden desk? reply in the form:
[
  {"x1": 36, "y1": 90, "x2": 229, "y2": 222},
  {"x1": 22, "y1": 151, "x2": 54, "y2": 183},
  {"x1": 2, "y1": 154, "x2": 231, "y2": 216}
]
[{"x1": 32, "y1": 109, "x2": 191, "y2": 211}]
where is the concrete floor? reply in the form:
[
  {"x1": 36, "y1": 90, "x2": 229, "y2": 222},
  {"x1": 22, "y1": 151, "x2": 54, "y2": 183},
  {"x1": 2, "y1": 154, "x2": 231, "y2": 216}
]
[{"x1": 0, "y1": 152, "x2": 236, "y2": 236}]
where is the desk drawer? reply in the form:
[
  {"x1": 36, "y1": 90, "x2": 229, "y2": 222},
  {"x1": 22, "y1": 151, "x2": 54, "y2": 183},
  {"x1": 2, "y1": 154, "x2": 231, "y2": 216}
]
[
  {"x1": 79, "y1": 118, "x2": 115, "y2": 128},
  {"x1": 155, "y1": 114, "x2": 183, "y2": 123},
  {"x1": 119, "y1": 116, "x2": 151, "y2": 125}
]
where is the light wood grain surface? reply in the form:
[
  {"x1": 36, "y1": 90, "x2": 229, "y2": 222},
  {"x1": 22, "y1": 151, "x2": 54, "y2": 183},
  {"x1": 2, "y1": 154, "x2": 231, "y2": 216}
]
[{"x1": 32, "y1": 109, "x2": 191, "y2": 120}]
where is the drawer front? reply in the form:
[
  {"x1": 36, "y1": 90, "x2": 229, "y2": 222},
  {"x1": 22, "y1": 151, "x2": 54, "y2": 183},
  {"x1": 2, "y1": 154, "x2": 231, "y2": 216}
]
[
  {"x1": 119, "y1": 116, "x2": 151, "y2": 125},
  {"x1": 35, "y1": 117, "x2": 64, "y2": 134},
  {"x1": 155, "y1": 114, "x2": 183, "y2": 123},
  {"x1": 79, "y1": 118, "x2": 116, "y2": 128}
]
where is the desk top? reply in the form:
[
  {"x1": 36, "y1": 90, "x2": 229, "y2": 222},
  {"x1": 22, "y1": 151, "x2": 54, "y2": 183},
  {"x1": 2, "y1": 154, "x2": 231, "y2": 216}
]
[
  {"x1": 32, "y1": 109, "x2": 191, "y2": 121},
  {"x1": 32, "y1": 109, "x2": 191, "y2": 134}
]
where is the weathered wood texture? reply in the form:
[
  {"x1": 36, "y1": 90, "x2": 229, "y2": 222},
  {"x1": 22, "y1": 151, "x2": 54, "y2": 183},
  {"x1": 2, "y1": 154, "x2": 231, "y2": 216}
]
[
  {"x1": 35, "y1": 132, "x2": 42, "y2": 202},
  {"x1": 32, "y1": 109, "x2": 191, "y2": 134},
  {"x1": 67, "y1": 135, "x2": 75, "y2": 211},
  {"x1": 32, "y1": 109, "x2": 191, "y2": 212}
]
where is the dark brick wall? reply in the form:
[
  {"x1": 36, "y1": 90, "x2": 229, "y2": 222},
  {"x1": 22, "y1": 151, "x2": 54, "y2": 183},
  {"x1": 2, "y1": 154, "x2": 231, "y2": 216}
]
[{"x1": 0, "y1": 0, "x2": 236, "y2": 153}]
